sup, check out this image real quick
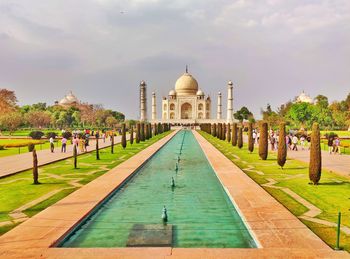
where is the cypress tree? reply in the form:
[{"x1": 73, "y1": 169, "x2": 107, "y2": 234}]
[
  {"x1": 227, "y1": 123, "x2": 231, "y2": 143},
  {"x1": 140, "y1": 123, "x2": 145, "y2": 141},
  {"x1": 154, "y1": 123, "x2": 158, "y2": 136},
  {"x1": 136, "y1": 123, "x2": 140, "y2": 143},
  {"x1": 237, "y1": 127, "x2": 243, "y2": 149},
  {"x1": 145, "y1": 123, "x2": 149, "y2": 140},
  {"x1": 232, "y1": 123, "x2": 237, "y2": 146},
  {"x1": 309, "y1": 122, "x2": 322, "y2": 185},
  {"x1": 149, "y1": 124, "x2": 152, "y2": 138},
  {"x1": 248, "y1": 122, "x2": 254, "y2": 153},
  {"x1": 212, "y1": 124, "x2": 217, "y2": 137},
  {"x1": 218, "y1": 123, "x2": 222, "y2": 139},
  {"x1": 277, "y1": 122, "x2": 287, "y2": 168},
  {"x1": 111, "y1": 132, "x2": 114, "y2": 153},
  {"x1": 158, "y1": 123, "x2": 162, "y2": 134},
  {"x1": 96, "y1": 134, "x2": 100, "y2": 160},
  {"x1": 73, "y1": 144, "x2": 78, "y2": 168},
  {"x1": 222, "y1": 123, "x2": 226, "y2": 141},
  {"x1": 130, "y1": 126, "x2": 134, "y2": 145},
  {"x1": 121, "y1": 124, "x2": 127, "y2": 149},
  {"x1": 259, "y1": 122, "x2": 268, "y2": 160},
  {"x1": 32, "y1": 149, "x2": 39, "y2": 184}
]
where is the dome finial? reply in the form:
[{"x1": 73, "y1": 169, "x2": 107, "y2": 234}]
[{"x1": 186, "y1": 64, "x2": 188, "y2": 73}]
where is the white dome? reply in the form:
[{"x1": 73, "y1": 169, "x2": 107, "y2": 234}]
[
  {"x1": 296, "y1": 91, "x2": 313, "y2": 103},
  {"x1": 169, "y1": 89, "x2": 176, "y2": 96},
  {"x1": 175, "y1": 72, "x2": 199, "y2": 96},
  {"x1": 196, "y1": 89, "x2": 204, "y2": 96},
  {"x1": 59, "y1": 91, "x2": 79, "y2": 105}
]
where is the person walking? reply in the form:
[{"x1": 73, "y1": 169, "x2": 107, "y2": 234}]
[
  {"x1": 292, "y1": 135, "x2": 298, "y2": 151},
  {"x1": 328, "y1": 137, "x2": 334, "y2": 154},
  {"x1": 300, "y1": 135, "x2": 306, "y2": 150},
  {"x1": 334, "y1": 137, "x2": 341, "y2": 155},
  {"x1": 61, "y1": 137, "x2": 67, "y2": 153},
  {"x1": 102, "y1": 132, "x2": 106, "y2": 143},
  {"x1": 49, "y1": 136, "x2": 55, "y2": 153}
]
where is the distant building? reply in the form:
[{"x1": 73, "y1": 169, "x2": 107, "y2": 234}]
[
  {"x1": 55, "y1": 91, "x2": 80, "y2": 107},
  {"x1": 295, "y1": 91, "x2": 313, "y2": 104}
]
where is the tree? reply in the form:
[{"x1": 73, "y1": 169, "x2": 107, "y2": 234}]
[
  {"x1": 130, "y1": 126, "x2": 134, "y2": 145},
  {"x1": 309, "y1": 123, "x2": 321, "y2": 185},
  {"x1": 227, "y1": 123, "x2": 231, "y2": 143},
  {"x1": 237, "y1": 127, "x2": 243, "y2": 149},
  {"x1": 145, "y1": 123, "x2": 149, "y2": 140},
  {"x1": 0, "y1": 89, "x2": 17, "y2": 113},
  {"x1": 111, "y1": 132, "x2": 114, "y2": 154},
  {"x1": 136, "y1": 123, "x2": 140, "y2": 143},
  {"x1": 259, "y1": 122, "x2": 268, "y2": 160},
  {"x1": 314, "y1": 95, "x2": 329, "y2": 109},
  {"x1": 149, "y1": 124, "x2": 152, "y2": 138},
  {"x1": 231, "y1": 123, "x2": 237, "y2": 146},
  {"x1": 212, "y1": 123, "x2": 217, "y2": 137},
  {"x1": 32, "y1": 149, "x2": 39, "y2": 184},
  {"x1": 106, "y1": 116, "x2": 118, "y2": 128},
  {"x1": 96, "y1": 134, "x2": 100, "y2": 160},
  {"x1": 121, "y1": 124, "x2": 127, "y2": 149},
  {"x1": 154, "y1": 123, "x2": 158, "y2": 136},
  {"x1": 73, "y1": 144, "x2": 78, "y2": 169},
  {"x1": 0, "y1": 112, "x2": 23, "y2": 134},
  {"x1": 287, "y1": 102, "x2": 314, "y2": 128},
  {"x1": 25, "y1": 110, "x2": 51, "y2": 128},
  {"x1": 140, "y1": 123, "x2": 145, "y2": 141},
  {"x1": 222, "y1": 123, "x2": 226, "y2": 141},
  {"x1": 248, "y1": 122, "x2": 254, "y2": 153},
  {"x1": 277, "y1": 122, "x2": 287, "y2": 168},
  {"x1": 234, "y1": 106, "x2": 254, "y2": 123}
]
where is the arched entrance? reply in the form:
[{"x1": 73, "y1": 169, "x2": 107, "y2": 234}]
[{"x1": 181, "y1": 103, "x2": 192, "y2": 119}]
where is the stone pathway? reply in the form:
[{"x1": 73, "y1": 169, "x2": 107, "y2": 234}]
[{"x1": 0, "y1": 135, "x2": 128, "y2": 179}]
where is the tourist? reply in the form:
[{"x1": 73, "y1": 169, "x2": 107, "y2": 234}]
[
  {"x1": 306, "y1": 136, "x2": 311, "y2": 150},
  {"x1": 73, "y1": 136, "x2": 79, "y2": 154},
  {"x1": 328, "y1": 137, "x2": 334, "y2": 154},
  {"x1": 300, "y1": 135, "x2": 306, "y2": 150},
  {"x1": 102, "y1": 132, "x2": 106, "y2": 143},
  {"x1": 270, "y1": 133, "x2": 276, "y2": 151},
  {"x1": 49, "y1": 136, "x2": 55, "y2": 153},
  {"x1": 252, "y1": 130, "x2": 257, "y2": 144},
  {"x1": 79, "y1": 137, "x2": 85, "y2": 153},
  {"x1": 61, "y1": 137, "x2": 67, "y2": 153},
  {"x1": 334, "y1": 137, "x2": 341, "y2": 155},
  {"x1": 292, "y1": 135, "x2": 298, "y2": 151}
]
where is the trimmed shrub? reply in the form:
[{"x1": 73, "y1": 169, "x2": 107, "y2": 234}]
[
  {"x1": 111, "y1": 132, "x2": 114, "y2": 154},
  {"x1": 154, "y1": 123, "x2": 158, "y2": 136},
  {"x1": 32, "y1": 149, "x2": 39, "y2": 184},
  {"x1": 258, "y1": 122, "x2": 268, "y2": 160},
  {"x1": 248, "y1": 122, "x2": 254, "y2": 153},
  {"x1": 0, "y1": 145, "x2": 4, "y2": 150},
  {"x1": 130, "y1": 126, "x2": 134, "y2": 145},
  {"x1": 237, "y1": 127, "x2": 243, "y2": 149},
  {"x1": 121, "y1": 124, "x2": 127, "y2": 149},
  {"x1": 309, "y1": 123, "x2": 322, "y2": 185},
  {"x1": 62, "y1": 131, "x2": 72, "y2": 139},
  {"x1": 140, "y1": 123, "x2": 145, "y2": 141},
  {"x1": 277, "y1": 122, "x2": 287, "y2": 168},
  {"x1": 96, "y1": 134, "x2": 100, "y2": 160},
  {"x1": 227, "y1": 123, "x2": 231, "y2": 143},
  {"x1": 73, "y1": 144, "x2": 78, "y2": 169},
  {"x1": 158, "y1": 123, "x2": 163, "y2": 134},
  {"x1": 232, "y1": 123, "x2": 237, "y2": 146},
  {"x1": 29, "y1": 131, "x2": 44, "y2": 140},
  {"x1": 28, "y1": 143, "x2": 35, "y2": 152},
  {"x1": 212, "y1": 124, "x2": 217, "y2": 137},
  {"x1": 149, "y1": 124, "x2": 152, "y2": 138},
  {"x1": 222, "y1": 123, "x2": 226, "y2": 141},
  {"x1": 46, "y1": 132, "x2": 57, "y2": 139},
  {"x1": 136, "y1": 123, "x2": 140, "y2": 143}
]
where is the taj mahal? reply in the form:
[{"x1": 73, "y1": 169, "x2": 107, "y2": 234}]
[{"x1": 139, "y1": 67, "x2": 235, "y2": 124}]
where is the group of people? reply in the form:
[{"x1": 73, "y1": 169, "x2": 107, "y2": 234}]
[
  {"x1": 327, "y1": 137, "x2": 341, "y2": 155},
  {"x1": 49, "y1": 129, "x2": 111, "y2": 154},
  {"x1": 252, "y1": 129, "x2": 310, "y2": 152}
]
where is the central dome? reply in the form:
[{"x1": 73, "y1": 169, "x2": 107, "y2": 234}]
[{"x1": 175, "y1": 72, "x2": 198, "y2": 96}]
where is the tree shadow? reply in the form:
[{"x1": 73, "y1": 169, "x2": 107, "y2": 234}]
[{"x1": 318, "y1": 181, "x2": 350, "y2": 186}]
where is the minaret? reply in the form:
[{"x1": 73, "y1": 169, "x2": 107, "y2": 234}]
[
  {"x1": 226, "y1": 81, "x2": 233, "y2": 123},
  {"x1": 217, "y1": 92, "x2": 222, "y2": 120},
  {"x1": 151, "y1": 91, "x2": 156, "y2": 121},
  {"x1": 140, "y1": 81, "x2": 147, "y2": 121}
]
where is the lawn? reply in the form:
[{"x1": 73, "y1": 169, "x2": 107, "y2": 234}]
[
  {"x1": 0, "y1": 131, "x2": 171, "y2": 235},
  {"x1": 0, "y1": 129, "x2": 62, "y2": 137},
  {"x1": 321, "y1": 131, "x2": 350, "y2": 138},
  {"x1": 199, "y1": 131, "x2": 350, "y2": 252}
]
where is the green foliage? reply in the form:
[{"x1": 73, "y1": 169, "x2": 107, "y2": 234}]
[
  {"x1": 277, "y1": 122, "x2": 287, "y2": 168},
  {"x1": 234, "y1": 106, "x2": 254, "y2": 123},
  {"x1": 258, "y1": 122, "x2": 268, "y2": 160},
  {"x1": 29, "y1": 131, "x2": 44, "y2": 140},
  {"x1": 62, "y1": 131, "x2": 72, "y2": 139},
  {"x1": 227, "y1": 123, "x2": 231, "y2": 143},
  {"x1": 130, "y1": 126, "x2": 134, "y2": 145},
  {"x1": 309, "y1": 123, "x2": 321, "y2": 185},
  {"x1": 32, "y1": 149, "x2": 39, "y2": 184},
  {"x1": 46, "y1": 132, "x2": 57, "y2": 139},
  {"x1": 212, "y1": 123, "x2": 217, "y2": 137},
  {"x1": 140, "y1": 123, "x2": 145, "y2": 141},
  {"x1": 231, "y1": 123, "x2": 237, "y2": 146},
  {"x1": 136, "y1": 123, "x2": 140, "y2": 143},
  {"x1": 73, "y1": 144, "x2": 78, "y2": 169},
  {"x1": 28, "y1": 143, "x2": 35, "y2": 152}
]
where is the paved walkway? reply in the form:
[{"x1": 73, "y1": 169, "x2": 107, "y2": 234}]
[
  {"x1": 243, "y1": 136, "x2": 350, "y2": 178},
  {"x1": 0, "y1": 136, "x2": 127, "y2": 179}
]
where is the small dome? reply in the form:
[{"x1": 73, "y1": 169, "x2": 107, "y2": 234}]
[
  {"x1": 296, "y1": 91, "x2": 313, "y2": 103},
  {"x1": 169, "y1": 90, "x2": 176, "y2": 96},
  {"x1": 140, "y1": 80, "x2": 146, "y2": 86},
  {"x1": 175, "y1": 72, "x2": 198, "y2": 96},
  {"x1": 196, "y1": 89, "x2": 204, "y2": 96},
  {"x1": 228, "y1": 81, "x2": 233, "y2": 86},
  {"x1": 65, "y1": 91, "x2": 79, "y2": 103}
]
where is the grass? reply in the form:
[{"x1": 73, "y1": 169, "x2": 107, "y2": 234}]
[
  {"x1": 0, "y1": 131, "x2": 171, "y2": 235},
  {"x1": 199, "y1": 131, "x2": 350, "y2": 252},
  {"x1": 321, "y1": 131, "x2": 350, "y2": 138},
  {"x1": 0, "y1": 129, "x2": 61, "y2": 137}
]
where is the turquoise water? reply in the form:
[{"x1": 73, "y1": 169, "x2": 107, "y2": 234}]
[{"x1": 59, "y1": 130, "x2": 256, "y2": 248}]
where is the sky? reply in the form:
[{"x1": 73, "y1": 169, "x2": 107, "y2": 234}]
[{"x1": 0, "y1": 0, "x2": 349, "y2": 119}]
